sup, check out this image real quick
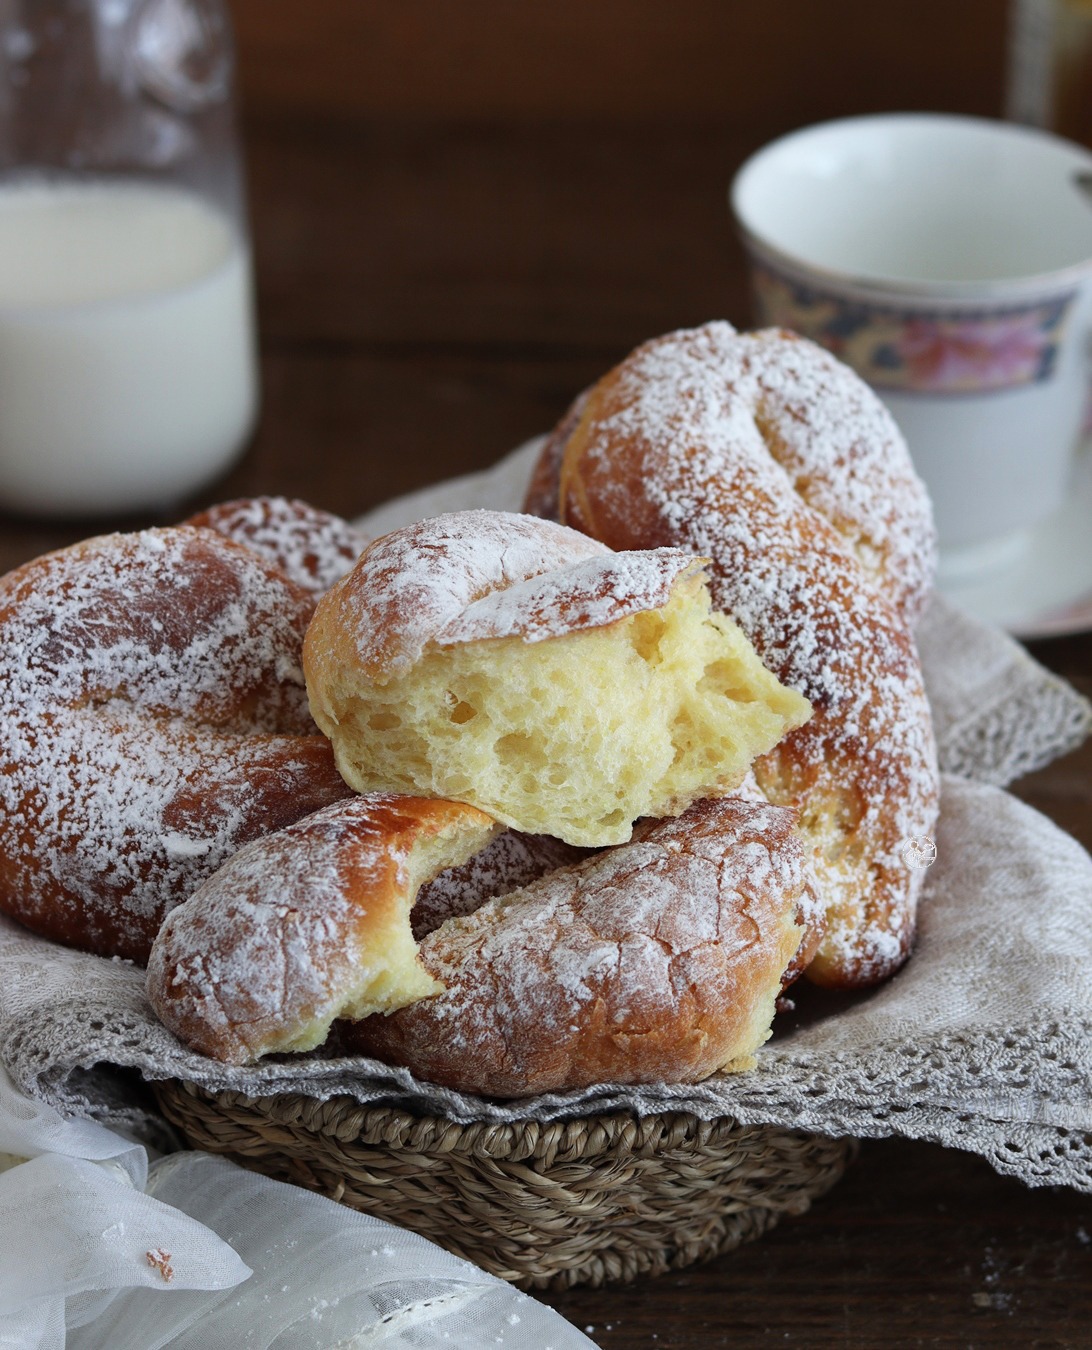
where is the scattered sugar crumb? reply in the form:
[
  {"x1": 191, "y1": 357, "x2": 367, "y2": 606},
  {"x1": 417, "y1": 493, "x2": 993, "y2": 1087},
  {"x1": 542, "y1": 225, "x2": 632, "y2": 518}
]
[{"x1": 145, "y1": 1248, "x2": 173, "y2": 1282}]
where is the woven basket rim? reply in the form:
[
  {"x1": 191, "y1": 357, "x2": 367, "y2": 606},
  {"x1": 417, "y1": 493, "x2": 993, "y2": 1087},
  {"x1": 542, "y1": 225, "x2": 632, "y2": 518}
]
[{"x1": 158, "y1": 1078, "x2": 848, "y2": 1161}]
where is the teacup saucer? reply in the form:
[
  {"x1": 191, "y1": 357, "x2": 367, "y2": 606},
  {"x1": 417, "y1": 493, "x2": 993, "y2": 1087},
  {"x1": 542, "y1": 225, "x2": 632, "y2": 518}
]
[{"x1": 937, "y1": 448, "x2": 1092, "y2": 639}]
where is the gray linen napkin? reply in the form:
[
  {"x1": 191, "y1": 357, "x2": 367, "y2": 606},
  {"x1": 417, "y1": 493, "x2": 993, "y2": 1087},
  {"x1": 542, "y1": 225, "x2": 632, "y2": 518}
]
[{"x1": 0, "y1": 440, "x2": 1090, "y2": 1190}]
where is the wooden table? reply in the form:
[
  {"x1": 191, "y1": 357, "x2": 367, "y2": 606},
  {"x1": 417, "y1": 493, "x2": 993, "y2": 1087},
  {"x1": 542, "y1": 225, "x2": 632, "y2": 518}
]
[{"x1": 2, "y1": 4, "x2": 1091, "y2": 1342}]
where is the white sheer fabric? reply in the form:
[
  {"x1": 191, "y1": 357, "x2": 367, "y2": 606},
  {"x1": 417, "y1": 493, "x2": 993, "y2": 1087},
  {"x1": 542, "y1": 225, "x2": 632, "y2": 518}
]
[
  {"x1": 0, "y1": 1066, "x2": 595, "y2": 1348},
  {"x1": 77, "y1": 1153, "x2": 597, "y2": 1349},
  {"x1": 0, "y1": 1065, "x2": 247, "y2": 1348}
]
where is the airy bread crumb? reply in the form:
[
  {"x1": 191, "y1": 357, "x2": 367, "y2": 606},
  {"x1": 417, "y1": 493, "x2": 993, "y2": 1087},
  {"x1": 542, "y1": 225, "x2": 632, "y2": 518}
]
[{"x1": 307, "y1": 562, "x2": 811, "y2": 846}]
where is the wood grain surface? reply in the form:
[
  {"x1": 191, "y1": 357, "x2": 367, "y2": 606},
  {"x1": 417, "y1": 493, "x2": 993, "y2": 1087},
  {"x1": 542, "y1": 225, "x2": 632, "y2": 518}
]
[
  {"x1": 228, "y1": 0, "x2": 1008, "y2": 128},
  {"x1": 1, "y1": 3, "x2": 1090, "y2": 1344}
]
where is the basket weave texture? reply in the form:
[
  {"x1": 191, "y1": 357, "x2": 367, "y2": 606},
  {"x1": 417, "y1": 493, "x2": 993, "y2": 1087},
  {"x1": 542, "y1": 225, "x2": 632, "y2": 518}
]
[{"x1": 154, "y1": 1080, "x2": 854, "y2": 1290}]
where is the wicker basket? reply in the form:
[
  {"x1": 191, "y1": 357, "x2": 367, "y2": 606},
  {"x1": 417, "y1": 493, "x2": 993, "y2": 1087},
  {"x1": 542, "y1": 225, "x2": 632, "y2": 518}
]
[{"x1": 152, "y1": 1080, "x2": 854, "y2": 1290}]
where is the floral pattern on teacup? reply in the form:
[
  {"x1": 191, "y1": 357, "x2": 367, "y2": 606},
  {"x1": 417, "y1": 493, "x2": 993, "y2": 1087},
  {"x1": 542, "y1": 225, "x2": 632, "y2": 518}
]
[{"x1": 749, "y1": 258, "x2": 1077, "y2": 395}]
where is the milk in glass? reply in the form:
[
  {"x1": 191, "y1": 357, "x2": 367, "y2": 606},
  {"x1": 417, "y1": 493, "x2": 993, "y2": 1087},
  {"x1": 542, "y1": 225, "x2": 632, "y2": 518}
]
[{"x1": 0, "y1": 178, "x2": 258, "y2": 516}]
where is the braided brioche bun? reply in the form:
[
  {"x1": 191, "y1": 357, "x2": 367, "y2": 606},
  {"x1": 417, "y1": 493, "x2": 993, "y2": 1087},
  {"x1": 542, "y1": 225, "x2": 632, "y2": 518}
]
[
  {"x1": 526, "y1": 325, "x2": 936, "y2": 627},
  {"x1": 302, "y1": 509, "x2": 812, "y2": 847}
]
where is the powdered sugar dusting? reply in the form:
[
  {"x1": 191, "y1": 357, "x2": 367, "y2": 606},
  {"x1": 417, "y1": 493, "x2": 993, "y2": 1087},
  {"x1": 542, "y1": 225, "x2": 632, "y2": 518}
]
[
  {"x1": 147, "y1": 794, "x2": 497, "y2": 1063},
  {"x1": 148, "y1": 796, "x2": 405, "y2": 1061},
  {"x1": 413, "y1": 831, "x2": 587, "y2": 939},
  {"x1": 740, "y1": 328, "x2": 936, "y2": 624},
  {"x1": 351, "y1": 797, "x2": 810, "y2": 1095},
  {"x1": 185, "y1": 496, "x2": 369, "y2": 597},
  {"x1": 313, "y1": 509, "x2": 705, "y2": 678},
  {"x1": 0, "y1": 528, "x2": 351, "y2": 962},
  {"x1": 437, "y1": 546, "x2": 703, "y2": 648}
]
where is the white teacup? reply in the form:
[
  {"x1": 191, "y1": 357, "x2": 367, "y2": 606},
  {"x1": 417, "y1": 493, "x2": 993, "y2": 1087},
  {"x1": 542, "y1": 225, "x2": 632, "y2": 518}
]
[{"x1": 730, "y1": 113, "x2": 1092, "y2": 578}]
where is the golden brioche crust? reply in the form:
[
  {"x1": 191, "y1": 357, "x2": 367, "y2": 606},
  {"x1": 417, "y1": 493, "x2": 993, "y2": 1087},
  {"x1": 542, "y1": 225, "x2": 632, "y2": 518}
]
[
  {"x1": 304, "y1": 509, "x2": 676, "y2": 682},
  {"x1": 529, "y1": 324, "x2": 936, "y2": 627},
  {"x1": 147, "y1": 795, "x2": 502, "y2": 1064},
  {"x1": 524, "y1": 322, "x2": 940, "y2": 987},
  {"x1": 343, "y1": 797, "x2": 808, "y2": 1097}
]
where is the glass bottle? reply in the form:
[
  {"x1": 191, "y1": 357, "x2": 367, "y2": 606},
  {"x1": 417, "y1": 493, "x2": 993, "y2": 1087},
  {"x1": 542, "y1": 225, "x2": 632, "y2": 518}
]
[
  {"x1": 0, "y1": 0, "x2": 258, "y2": 517},
  {"x1": 1007, "y1": 0, "x2": 1092, "y2": 147}
]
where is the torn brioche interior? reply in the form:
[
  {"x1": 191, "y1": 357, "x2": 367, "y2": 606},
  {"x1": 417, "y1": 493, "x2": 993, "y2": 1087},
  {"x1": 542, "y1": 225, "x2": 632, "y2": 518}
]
[{"x1": 309, "y1": 563, "x2": 811, "y2": 847}]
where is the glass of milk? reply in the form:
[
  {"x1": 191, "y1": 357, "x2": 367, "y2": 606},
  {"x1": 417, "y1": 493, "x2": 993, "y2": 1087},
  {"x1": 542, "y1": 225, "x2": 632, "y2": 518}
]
[{"x1": 0, "y1": 0, "x2": 259, "y2": 518}]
